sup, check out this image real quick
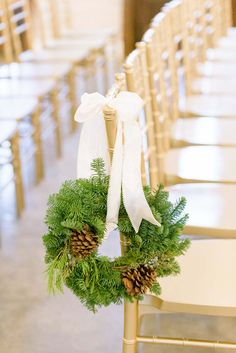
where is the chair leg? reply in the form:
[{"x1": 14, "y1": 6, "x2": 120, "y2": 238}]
[
  {"x1": 51, "y1": 87, "x2": 62, "y2": 158},
  {"x1": 68, "y1": 65, "x2": 78, "y2": 132},
  {"x1": 123, "y1": 300, "x2": 138, "y2": 353},
  {"x1": 32, "y1": 104, "x2": 44, "y2": 182},
  {"x1": 11, "y1": 131, "x2": 25, "y2": 216}
]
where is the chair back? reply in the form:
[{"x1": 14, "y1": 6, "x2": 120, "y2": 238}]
[
  {"x1": 0, "y1": 0, "x2": 13, "y2": 62},
  {"x1": 124, "y1": 45, "x2": 161, "y2": 187},
  {"x1": 4, "y1": 0, "x2": 33, "y2": 59}
]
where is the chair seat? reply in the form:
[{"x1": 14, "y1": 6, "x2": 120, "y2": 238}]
[
  {"x1": 218, "y1": 36, "x2": 236, "y2": 48},
  {"x1": 144, "y1": 239, "x2": 236, "y2": 316},
  {"x1": 172, "y1": 117, "x2": 236, "y2": 146},
  {"x1": 0, "y1": 98, "x2": 38, "y2": 120},
  {"x1": 197, "y1": 62, "x2": 236, "y2": 77},
  {"x1": 168, "y1": 183, "x2": 236, "y2": 237},
  {"x1": 165, "y1": 146, "x2": 236, "y2": 184},
  {"x1": 0, "y1": 62, "x2": 71, "y2": 79},
  {"x1": 0, "y1": 121, "x2": 18, "y2": 144},
  {"x1": 62, "y1": 27, "x2": 116, "y2": 39},
  {"x1": 0, "y1": 79, "x2": 55, "y2": 97},
  {"x1": 180, "y1": 95, "x2": 236, "y2": 117},
  {"x1": 20, "y1": 47, "x2": 89, "y2": 63},
  {"x1": 207, "y1": 47, "x2": 236, "y2": 61},
  {"x1": 45, "y1": 38, "x2": 106, "y2": 50},
  {"x1": 191, "y1": 77, "x2": 236, "y2": 94}
]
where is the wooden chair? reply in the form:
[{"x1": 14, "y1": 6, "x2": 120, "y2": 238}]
[
  {"x1": 5, "y1": 0, "x2": 106, "y2": 94},
  {"x1": 103, "y1": 74, "x2": 236, "y2": 353},
  {"x1": 33, "y1": 0, "x2": 108, "y2": 93},
  {"x1": 180, "y1": 0, "x2": 236, "y2": 94},
  {"x1": 142, "y1": 26, "x2": 236, "y2": 148},
  {"x1": 154, "y1": 2, "x2": 236, "y2": 119},
  {"x1": 0, "y1": 121, "x2": 24, "y2": 216},
  {"x1": 0, "y1": 0, "x2": 77, "y2": 132},
  {"x1": 50, "y1": 0, "x2": 122, "y2": 80}
]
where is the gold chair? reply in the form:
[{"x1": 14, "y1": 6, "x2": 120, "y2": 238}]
[
  {"x1": 154, "y1": 2, "x2": 236, "y2": 119},
  {"x1": 0, "y1": 121, "x2": 24, "y2": 216},
  {"x1": 33, "y1": 0, "x2": 108, "y2": 93},
  {"x1": 0, "y1": 0, "x2": 78, "y2": 132},
  {"x1": 5, "y1": 0, "x2": 104, "y2": 94},
  {"x1": 103, "y1": 74, "x2": 236, "y2": 353},
  {"x1": 142, "y1": 25, "x2": 236, "y2": 148}
]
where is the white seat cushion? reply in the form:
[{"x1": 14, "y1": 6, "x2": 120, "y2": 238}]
[
  {"x1": 0, "y1": 79, "x2": 55, "y2": 97},
  {"x1": 197, "y1": 61, "x2": 236, "y2": 77},
  {"x1": 165, "y1": 146, "x2": 236, "y2": 184},
  {"x1": 172, "y1": 117, "x2": 236, "y2": 146},
  {"x1": 168, "y1": 183, "x2": 236, "y2": 237},
  {"x1": 191, "y1": 77, "x2": 236, "y2": 94},
  {"x1": 0, "y1": 98, "x2": 38, "y2": 120},
  {"x1": 20, "y1": 47, "x2": 89, "y2": 63},
  {"x1": 156, "y1": 239, "x2": 236, "y2": 316},
  {"x1": 180, "y1": 95, "x2": 236, "y2": 117},
  {"x1": 0, "y1": 62, "x2": 71, "y2": 79},
  {"x1": 0, "y1": 121, "x2": 17, "y2": 144}
]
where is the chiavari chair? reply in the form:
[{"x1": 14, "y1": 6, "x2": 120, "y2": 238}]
[
  {"x1": 0, "y1": 2, "x2": 64, "y2": 171},
  {"x1": 51, "y1": 0, "x2": 121, "y2": 81},
  {"x1": 0, "y1": 0, "x2": 78, "y2": 135},
  {"x1": 0, "y1": 121, "x2": 24, "y2": 216},
  {"x1": 184, "y1": 0, "x2": 236, "y2": 90},
  {"x1": 103, "y1": 74, "x2": 236, "y2": 353},
  {"x1": 0, "y1": 98, "x2": 42, "y2": 210},
  {"x1": 158, "y1": 1, "x2": 236, "y2": 119},
  {"x1": 3, "y1": 0, "x2": 99, "y2": 99},
  {"x1": 34, "y1": 0, "x2": 108, "y2": 93},
  {"x1": 142, "y1": 20, "x2": 236, "y2": 148}
]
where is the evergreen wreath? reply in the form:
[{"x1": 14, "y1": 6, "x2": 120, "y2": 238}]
[{"x1": 43, "y1": 159, "x2": 190, "y2": 312}]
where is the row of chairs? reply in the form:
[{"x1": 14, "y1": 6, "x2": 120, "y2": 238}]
[
  {"x1": 0, "y1": 0, "x2": 119, "y2": 216},
  {"x1": 102, "y1": 0, "x2": 236, "y2": 351}
]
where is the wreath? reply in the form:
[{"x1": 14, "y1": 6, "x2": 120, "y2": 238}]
[{"x1": 43, "y1": 159, "x2": 190, "y2": 312}]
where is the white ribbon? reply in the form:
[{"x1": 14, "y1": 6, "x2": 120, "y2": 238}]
[
  {"x1": 75, "y1": 91, "x2": 161, "y2": 234},
  {"x1": 75, "y1": 92, "x2": 110, "y2": 178}
]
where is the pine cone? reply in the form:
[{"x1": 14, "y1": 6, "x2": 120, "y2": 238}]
[
  {"x1": 122, "y1": 264, "x2": 157, "y2": 296},
  {"x1": 70, "y1": 224, "x2": 98, "y2": 258}
]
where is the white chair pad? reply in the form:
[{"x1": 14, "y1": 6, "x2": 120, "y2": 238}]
[
  {"x1": 207, "y1": 47, "x2": 236, "y2": 61},
  {"x1": 46, "y1": 38, "x2": 106, "y2": 50},
  {"x1": 168, "y1": 183, "x2": 236, "y2": 238},
  {"x1": 172, "y1": 117, "x2": 236, "y2": 146},
  {"x1": 0, "y1": 62, "x2": 71, "y2": 79},
  {"x1": 154, "y1": 239, "x2": 236, "y2": 316},
  {"x1": 165, "y1": 146, "x2": 236, "y2": 183},
  {"x1": 20, "y1": 47, "x2": 89, "y2": 63},
  {"x1": 0, "y1": 121, "x2": 17, "y2": 144},
  {"x1": 191, "y1": 77, "x2": 236, "y2": 94},
  {"x1": 197, "y1": 62, "x2": 236, "y2": 77},
  {"x1": 181, "y1": 95, "x2": 236, "y2": 117},
  {"x1": 0, "y1": 98, "x2": 38, "y2": 120},
  {"x1": 0, "y1": 79, "x2": 55, "y2": 97}
]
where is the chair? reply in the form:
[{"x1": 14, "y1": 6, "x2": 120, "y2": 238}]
[
  {"x1": 34, "y1": 0, "x2": 109, "y2": 93},
  {"x1": 142, "y1": 26, "x2": 236, "y2": 148},
  {"x1": 5, "y1": 0, "x2": 106, "y2": 93},
  {"x1": 103, "y1": 74, "x2": 236, "y2": 353},
  {"x1": 0, "y1": 0, "x2": 77, "y2": 132},
  {"x1": 0, "y1": 121, "x2": 24, "y2": 216},
  {"x1": 181, "y1": 0, "x2": 236, "y2": 94},
  {"x1": 152, "y1": 2, "x2": 236, "y2": 119}
]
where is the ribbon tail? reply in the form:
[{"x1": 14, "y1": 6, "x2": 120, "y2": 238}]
[
  {"x1": 106, "y1": 122, "x2": 123, "y2": 233},
  {"x1": 122, "y1": 121, "x2": 161, "y2": 233}
]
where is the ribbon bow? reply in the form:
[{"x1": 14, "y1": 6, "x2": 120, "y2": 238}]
[{"x1": 75, "y1": 91, "x2": 161, "y2": 234}]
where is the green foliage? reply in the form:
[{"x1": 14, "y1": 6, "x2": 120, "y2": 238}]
[{"x1": 43, "y1": 159, "x2": 190, "y2": 312}]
